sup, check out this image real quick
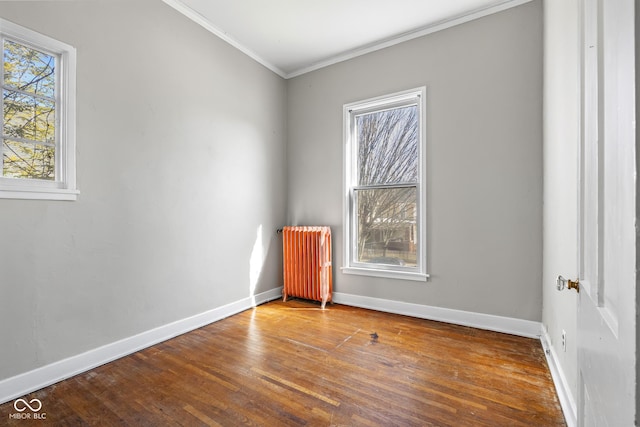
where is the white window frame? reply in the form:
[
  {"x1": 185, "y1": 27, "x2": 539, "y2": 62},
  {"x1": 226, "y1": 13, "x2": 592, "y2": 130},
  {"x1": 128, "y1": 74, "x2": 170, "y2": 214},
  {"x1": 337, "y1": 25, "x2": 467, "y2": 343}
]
[
  {"x1": 342, "y1": 87, "x2": 428, "y2": 281},
  {"x1": 0, "y1": 18, "x2": 78, "y2": 201}
]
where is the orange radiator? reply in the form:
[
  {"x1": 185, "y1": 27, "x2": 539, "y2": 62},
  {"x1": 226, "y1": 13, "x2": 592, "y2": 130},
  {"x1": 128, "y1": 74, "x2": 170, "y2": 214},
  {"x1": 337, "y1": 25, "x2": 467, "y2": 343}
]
[{"x1": 282, "y1": 226, "x2": 333, "y2": 308}]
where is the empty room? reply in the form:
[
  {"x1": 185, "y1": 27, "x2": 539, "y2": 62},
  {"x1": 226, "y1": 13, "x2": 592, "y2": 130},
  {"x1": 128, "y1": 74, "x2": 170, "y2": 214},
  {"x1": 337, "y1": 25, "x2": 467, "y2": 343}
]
[{"x1": 0, "y1": 0, "x2": 637, "y2": 425}]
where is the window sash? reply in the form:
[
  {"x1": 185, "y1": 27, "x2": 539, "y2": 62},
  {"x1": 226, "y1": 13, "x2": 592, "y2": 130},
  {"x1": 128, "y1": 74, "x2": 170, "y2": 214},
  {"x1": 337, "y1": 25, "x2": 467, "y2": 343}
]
[
  {"x1": 0, "y1": 18, "x2": 77, "y2": 200},
  {"x1": 2, "y1": 36, "x2": 60, "y2": 182},
  {"x1": 351, "y1": 184, "x2": 419, "y2": 271},
  {"x1": 343, "y1": 87, "x2": 428, "y2": 281}
]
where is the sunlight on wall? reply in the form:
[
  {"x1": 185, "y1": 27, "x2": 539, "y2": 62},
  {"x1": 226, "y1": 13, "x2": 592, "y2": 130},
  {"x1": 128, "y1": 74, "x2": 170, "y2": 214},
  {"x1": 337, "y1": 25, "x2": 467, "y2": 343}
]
[{"x1": 249, "y1": 224, "x2": 264, "y2": 303}]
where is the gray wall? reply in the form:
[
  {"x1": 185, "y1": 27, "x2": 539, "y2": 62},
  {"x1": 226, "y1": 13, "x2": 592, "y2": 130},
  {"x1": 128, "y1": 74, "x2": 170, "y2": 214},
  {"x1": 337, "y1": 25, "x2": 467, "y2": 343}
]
[
  {"x1": 287, "y1": 1, "x2": 543, "y2": 320},
  {"x1": 0, "y1": 0, "x2": 287, "y2": 380},
  {"x1": 0, "y1": 0, "x2": 544, "y2": 383}
]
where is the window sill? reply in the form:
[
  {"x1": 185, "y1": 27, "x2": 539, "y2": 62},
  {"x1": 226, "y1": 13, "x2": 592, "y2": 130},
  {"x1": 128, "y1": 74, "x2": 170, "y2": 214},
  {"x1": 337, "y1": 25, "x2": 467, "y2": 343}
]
[
  {"x1": 0, "y1": 187, "x2": 79, "y2": 201},
  {"x1": 342, "y1": 266, "x2": 429, "y2": 282}
]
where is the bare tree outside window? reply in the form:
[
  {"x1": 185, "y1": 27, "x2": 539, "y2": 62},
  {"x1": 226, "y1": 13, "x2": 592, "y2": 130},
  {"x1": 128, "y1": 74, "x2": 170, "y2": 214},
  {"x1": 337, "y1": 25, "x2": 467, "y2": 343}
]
[
  {"x1": 355, "y1": 105, "x2": 418, "y2": 266},
  {"x1": 2, "y1": 39, "x2": 56, "y2": 180},
  {"x1": 0, "y1": 18, "x2": 77, "y2": 200}
]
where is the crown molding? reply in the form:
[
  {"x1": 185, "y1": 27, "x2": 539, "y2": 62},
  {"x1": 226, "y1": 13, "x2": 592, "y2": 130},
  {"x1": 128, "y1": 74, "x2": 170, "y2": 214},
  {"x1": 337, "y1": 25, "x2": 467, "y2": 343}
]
[
  {"x1": 162, "y1": 0, "x2": 288, "y2": 78},
  {"x1": 163, "y1": 0, "x2": 535, "y2": 79},
  {"x1": 287, "y1": 0, "x2": 535, "y2": 78}
]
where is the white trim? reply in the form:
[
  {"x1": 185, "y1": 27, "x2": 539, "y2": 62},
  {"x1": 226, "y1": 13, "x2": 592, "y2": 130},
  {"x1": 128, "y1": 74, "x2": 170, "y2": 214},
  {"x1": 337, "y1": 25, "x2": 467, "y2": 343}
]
[
  {"x1": 163, "y1": 0, "x2": 534, "y2": 79},
  {"x1": 341, "y1": 266, "x2": 428, "y2": 282},
  {"x1": 0, "y1": 187, "x2": 79, "y2": 200},
  {"x1": 343, "y1": 87, "x2": 428, "y2": 281},
  {"x1": 0, "y1": 287, "x2": 574, "y2": 427},
  {"x1": 0, "y1": 287, "x2": 283, "y2": 405},
  {"x1": 333, "y1": 291, "x2": 575, "y2": 427},
  {"x1": 540, "y1": 329, "x2": 578, "y2": 427},
  {"x1": 332, "y1": 292, "x2": 541, "y2": 338},
  {"x1": 288, "y1": 0, "x2": 535, "y2": 78},
  {"x1": 0, "y1": 18, "x2": 78, "y2": 200},
  {"x1": 161, "y1": 0, "x2": 288, "y2": 78}
]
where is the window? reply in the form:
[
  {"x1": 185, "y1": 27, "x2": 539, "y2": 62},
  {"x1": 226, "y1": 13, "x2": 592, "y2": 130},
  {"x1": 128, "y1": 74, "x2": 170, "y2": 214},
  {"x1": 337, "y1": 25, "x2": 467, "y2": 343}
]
[
  {"x1": 343, "y1": 88, "x2": 427, "y2": 281},
  {"x1": 0, "y1": 18, "x2": 77, "y2": 200}
]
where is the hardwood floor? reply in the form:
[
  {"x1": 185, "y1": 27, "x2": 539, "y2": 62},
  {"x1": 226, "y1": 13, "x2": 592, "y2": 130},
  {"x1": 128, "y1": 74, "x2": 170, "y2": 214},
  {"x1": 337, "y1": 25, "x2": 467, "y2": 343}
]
[{"x1": 0, "y1": 299, "x2": 565, "y2": 426}]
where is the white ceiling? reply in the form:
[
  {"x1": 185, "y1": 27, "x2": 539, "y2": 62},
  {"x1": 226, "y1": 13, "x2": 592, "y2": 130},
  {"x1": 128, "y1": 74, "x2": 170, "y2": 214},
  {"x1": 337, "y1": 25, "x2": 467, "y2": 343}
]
[{"x1": 163, "y1": 0, "x2": 530, "y2": 79}]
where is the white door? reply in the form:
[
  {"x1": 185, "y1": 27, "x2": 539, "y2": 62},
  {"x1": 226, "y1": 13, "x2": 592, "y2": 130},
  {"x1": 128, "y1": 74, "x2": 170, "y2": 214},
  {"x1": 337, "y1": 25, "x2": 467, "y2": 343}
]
[{"x1": 578, "y1": 0, "x2": 636, "y2": 425}]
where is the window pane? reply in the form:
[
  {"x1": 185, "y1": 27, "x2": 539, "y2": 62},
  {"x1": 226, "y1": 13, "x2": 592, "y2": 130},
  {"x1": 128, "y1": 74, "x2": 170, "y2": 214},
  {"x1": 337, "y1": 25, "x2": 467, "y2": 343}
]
[
  {"x1": 357, "y1": 105, "x2": 418, "y2": 186},
  {"x1": 356, "y1": 187, "x2": 417, "y2": 267},
  {"x1": 3, "y1": 89, "x2": 55, "y2": 143},
  {"x1": 3, "y1": 139, "x2": 55, "y2": 180},
  {"x1": 3, "y1": 40, "x2": 55, "y2": 98}
]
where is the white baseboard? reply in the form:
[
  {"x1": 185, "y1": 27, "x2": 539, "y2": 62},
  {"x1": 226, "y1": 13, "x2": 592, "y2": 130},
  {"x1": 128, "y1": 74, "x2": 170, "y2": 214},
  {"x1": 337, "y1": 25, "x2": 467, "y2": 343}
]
[
  {"x1": 540, "y1": 328, "x2": 577, "y2": 427},
  {"x1": 1, "y1": 287, "x2": 575, "y2": 427},
  {"x1": 0, "y1": 287, "x2": 283, "y2": 405},
  {"x1": 333, "y1": 292, "x2": 574, "y2": 426},
  {"x1": 332, "y1": 292, "x2": 542, "y2": 338}
]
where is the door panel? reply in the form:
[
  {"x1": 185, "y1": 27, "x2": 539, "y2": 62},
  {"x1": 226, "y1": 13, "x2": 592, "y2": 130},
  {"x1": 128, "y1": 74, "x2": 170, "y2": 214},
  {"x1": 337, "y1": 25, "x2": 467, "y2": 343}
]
[{"x1": 578, "y1": 0, "x2": 636, "y2": 425}]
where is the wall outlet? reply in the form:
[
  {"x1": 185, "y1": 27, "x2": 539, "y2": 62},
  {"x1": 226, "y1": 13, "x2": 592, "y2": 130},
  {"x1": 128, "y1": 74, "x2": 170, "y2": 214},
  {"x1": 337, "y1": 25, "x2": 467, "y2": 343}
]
[{"x1": 561, "y1": 330, "x2": 566, "y2": 351}]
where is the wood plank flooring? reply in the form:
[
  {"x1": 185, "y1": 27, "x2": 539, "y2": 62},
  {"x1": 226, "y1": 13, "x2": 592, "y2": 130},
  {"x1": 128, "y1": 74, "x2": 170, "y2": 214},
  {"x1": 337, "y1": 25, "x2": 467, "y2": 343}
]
[{"x1": 0, "y1": 299, "x2": 565, "y2": 426}]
